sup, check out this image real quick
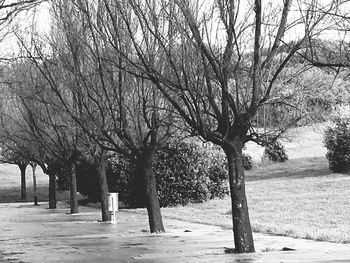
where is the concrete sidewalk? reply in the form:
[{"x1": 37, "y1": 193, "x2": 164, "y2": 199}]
[{"x1": 1, "y1": 202, "x2": 350, "y2": 262}]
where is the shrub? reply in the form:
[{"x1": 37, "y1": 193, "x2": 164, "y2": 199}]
[
  {"x1": 242, "y1": 153, "x2": 253, "y2": 170},
  {"x1": 264, "y1": 141, "x2": 288, "y2": 162},
  {"x1": 47, "y1": 157, "x2": 99, "y2": 194},
  {"x1": 51, "y1": 142, "x2": 251, "y2": 206},
  {"x1": 107, "y1": 156, "x2": 143, "y2": 207},
  {"x1": 154, "y1": 141, "x2": 229, "y2": 206},
  {"x1": 75, "y1": 155, "x2": 141, "y2": 206},
  {"x1": 154, "y1": 141, "x2": 210, "y2": 207},
  {"x1": 75, "y1": 159, "x2": 100, "y2": 202},
  {"x1": 324, "y1": 106, "x2": 350, "y2": 173},
  {"x1": 48, "y1": 159, "x2": 70, "y2": 191},
  {"x1": 205, "y1": 151, "x2": 229, "y2": 199},
  {"x1": 74, "y1": 140, "x2": 229, "y2": 207}
]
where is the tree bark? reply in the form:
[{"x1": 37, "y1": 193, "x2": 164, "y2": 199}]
[
  {"x1": 48, "y1": 173, "x2": 57, "y2": 209},
  {"x1": 70, "y1": 162, "x2": 79, "y2": 214},
  {"x1": 39, "y1": 163, "x2": 56, "y2": 209},
  {"x1": 137, "y1": 150, "x2": 165, "y2": 233},
  {"x1": 18, "y1": 163, "x2": 27, "y2": 200},
  {"x1": 31, "y1": 164, "x2": 38, "y2": 205},
  {"x1": 97, "y1": 151, "x2": 110, "y2": 221},
  {"x1": 224, "y1": 141, "x2": 255, "y2": 253}
]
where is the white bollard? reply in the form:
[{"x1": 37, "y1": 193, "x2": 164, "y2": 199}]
[{"x1": 107, "y1": 193, "x2": 118, "y2": 224}]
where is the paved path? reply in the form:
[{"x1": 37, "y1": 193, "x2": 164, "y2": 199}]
[{"x1": 1, "y1": 202, "x2": 350, "y2": 262}]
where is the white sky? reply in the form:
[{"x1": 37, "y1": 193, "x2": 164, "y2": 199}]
[
  {"x1": 0, "y1": 1, "x2": 50, "y2": 58},
  {"x1": 0, "y1": 0, "x2": 348, "y2": 58}
]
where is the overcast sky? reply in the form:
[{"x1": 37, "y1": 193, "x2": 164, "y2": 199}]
[
  {"x1": 0, "y1": 1, "x2": 50, "y2": 58},
  {"x1": 0, "y1": 0, "x2": 348, "y2": 58}
]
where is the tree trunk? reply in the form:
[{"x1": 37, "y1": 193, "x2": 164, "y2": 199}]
[
  {"x1": 97, "y1": 151, "x2": 110, "y2": 221},
  {"x1": 18, "y1": 163, "x2": 27, "y2": 200},
  {"x1": 39, "y1": 163, "x2": 56, "y2": 209},
  {"x1": 70, "y1": 162, "x2": 79, "y2": 214},
  {"x1": 48, "y1": 173, "x2": 57, "y2": 209},
  {"x1": 225, "y1": 142, "x2": 255, "y2": 253},
  {"x1": 31, "y1": 164, "x2": 38, "y2": 205},
  {"x1": 137, "y1": 151, "x2": 165, "y2": 233}
]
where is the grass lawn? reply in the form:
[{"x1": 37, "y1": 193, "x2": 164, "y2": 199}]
[
  {"x1": 159, "y1": 173, "x2": 350, "y2": 243},
  {"x1": 0, "y1": 163, "x2": 69, "y2": 203},
  {"x1": 134, "y1": 124, "x2": 350, "y2": 243},
  {"x1": 1, "y1": 124, "x2": 349, "y2": 243}
]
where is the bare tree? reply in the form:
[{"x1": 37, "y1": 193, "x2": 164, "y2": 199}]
[
  {"x1": 0, "y1": 140, "x2": 29, "y2": 200},
  {"x1": 0, "y1": 0, "x2": 44, "y2": 57},
  {"x1": 2, "y1": 58, "x2": 83, "y2": 213},
  {"x1": 89, "y1": 0, "x2": 348, "y2": 252},
  {"x1": 0, "y1": 0, "x2": 48, "y2": 203},
  {"x1": 0, "y1": 83, "x2": 31, "y2": 200},
  {"x1": 19, "y1": 0, "x2": 180, "y2": 232},
  {"x1": 13, "y1": 0, "x2": 348, "y2": 248},
  {"x1": 0, "y1": 0, "x2": 43, "y2": 21}
]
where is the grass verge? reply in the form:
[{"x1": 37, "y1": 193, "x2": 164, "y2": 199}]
[
  {"x1": 0, "y1": 163, "x2": 69, "y2": 203},
  {"x1": 157, "y1": 173, "x2": 350, "y2": 244},
  {"x1": 136, "y1": 124, "x2": 350, "y2": 243}
]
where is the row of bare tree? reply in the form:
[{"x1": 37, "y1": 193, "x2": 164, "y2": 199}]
[{"x1": 1, "y1": 0, "x2": 350, "y2": 253}]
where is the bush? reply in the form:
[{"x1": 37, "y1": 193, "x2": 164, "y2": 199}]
[
  {"x1": 48, "y1": 159, "x2": 70, "y2": 191},
  {"x1": 74, "y1": 155, "x2": 140, "y2": 206},
  {"x1": 324, "y1": 106, "x2": 350, "y2": 173},
  {"x1": 107, "y1": 156, "x2": 143, "y2": 207},
  {"x1": 264, "y1": 141, "x2": 288, "y2": 162},
  {"x1": 205, "y1": 150, "x2": 230, "y2": 199},
  {"x1": 73, "y1": 141, "x2": 229, "y2": 207},
  {"x1": 242, "y1": 153, "x2": 253, "y2": 170},
  {"x1": 154, "y1": 142, "x2": 229, "y2": 207},
  {"x1": 75, "y1": 159, "x2": 102, "y2": 202},
  {"x1": 154, "y1": 142, "x2": 210, "y2": 207},
  {"x1": 50, "y1": 142, "x2": 252, "y2": 207},
  {"x1": 47, "y1": 157, "x2": 99, "y2": 194}
]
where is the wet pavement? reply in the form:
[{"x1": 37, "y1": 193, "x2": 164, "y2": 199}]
[{"x1": 1, "y1": 202, "x2": 350, "y2": 262}]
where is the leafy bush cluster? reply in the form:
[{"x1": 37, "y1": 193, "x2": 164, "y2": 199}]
[
  {"x1": 324, "y1": 107, "x2": 350, "y2": 173},
  {"x1": 242, "y1": 153, "x2": 253, "y2": 170},
  {"x1": 153, "y1": 141, "x2": 229, "y2": 207},
  {"x1": 107, "y1": 156, "x2": 144, "y2": 208},
  {"x1": 54, "y1": 140, "x2": 256, "y2": 207},
  {"x1": 74, "y1": 141, "x2": 233, "y2": 207},
  {"x1": 50, "y1": 160, "x2": 70, "y2": 191},
  {"x1": 264, "y1": 141, "x2": 288, "y2": 162}
]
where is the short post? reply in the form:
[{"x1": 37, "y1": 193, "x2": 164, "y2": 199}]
[{"x1": 107, "y1": 193, "x2": 118, "y2": 224}]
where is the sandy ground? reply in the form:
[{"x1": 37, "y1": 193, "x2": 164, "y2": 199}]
[{"x1": 1, "y1": 202, "x2": 350, "y2": 262}]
